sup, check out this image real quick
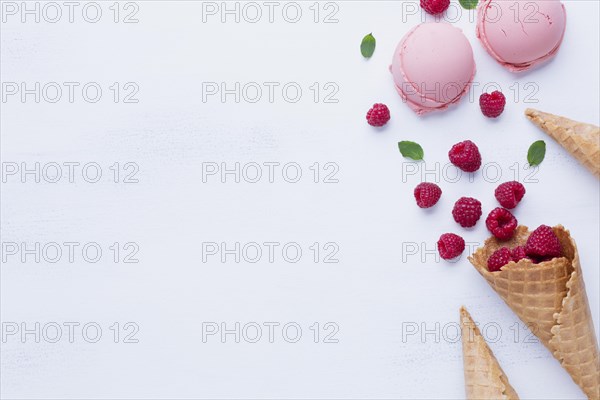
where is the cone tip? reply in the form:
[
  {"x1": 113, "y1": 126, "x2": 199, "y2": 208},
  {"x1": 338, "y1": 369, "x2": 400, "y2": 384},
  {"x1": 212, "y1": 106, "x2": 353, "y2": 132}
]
[{"x1": 460, "y1": 306, "x2": 475, "y2": 324}]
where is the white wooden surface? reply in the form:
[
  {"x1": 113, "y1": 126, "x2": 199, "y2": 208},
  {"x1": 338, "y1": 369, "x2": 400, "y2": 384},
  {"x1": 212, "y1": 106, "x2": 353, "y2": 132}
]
[{"x1": 1, "y1": 1, "x2": 598, "y2": 398}]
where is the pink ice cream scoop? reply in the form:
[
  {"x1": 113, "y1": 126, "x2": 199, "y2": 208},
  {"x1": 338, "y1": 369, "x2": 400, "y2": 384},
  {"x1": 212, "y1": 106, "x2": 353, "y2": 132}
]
[
  {"x1": 476, "y1": 0, "x2": 566, "y2": 72},
  {"x1": 390, "y1": 23, "x2": 476, "y2": 115}
]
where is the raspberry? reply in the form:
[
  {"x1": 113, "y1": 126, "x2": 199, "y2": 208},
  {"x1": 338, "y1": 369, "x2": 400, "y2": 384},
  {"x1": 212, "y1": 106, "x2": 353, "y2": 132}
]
[
  {"x1": 525, "y1": 225, "x2": 561, "y2": 259},
  {"x1": 366, "y1": 103, "x2": 390, "y2": 127},
  {"x1": 495, "y1": 181, "x2": 526, "y2": 209},
  {"x1": 448, "y1": 140, "x2": 482, "y2": 172},
  {"x1": 487, "y1": 247, "x2": 512, "y2": 272},
  {"x1": 414, "y1": 182, "x2": 442, "y2": 208},
  {"x1": 479, "y1": 91, "x2": 506, "y2": 118},
  {"x1": 485, "y1": 207, "x2": 518, "y2": 240},
  {"x1": 420, "y1": 0, "x2": 450, "y2": 15},
  {"x1": 452, "y1": 197, "x2": 482, "y2": 228},
  {"x1": 437, "y1": 233, "x2": 465, "y2": 260},
  {"x1": 511, "y1": 245, "x2": 527, "y2": 262},
  {"x1": 531, "y1": 255, "x2": 554, "y2": 264}
]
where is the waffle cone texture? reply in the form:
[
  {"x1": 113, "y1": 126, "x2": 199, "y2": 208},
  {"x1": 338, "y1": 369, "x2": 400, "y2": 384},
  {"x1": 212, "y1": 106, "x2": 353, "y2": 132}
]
[
  {"x1": 469, "y1": 225, "x2": 600, "y2": 399},
  {"x1": 525, "y1": 108, "x2": 600, "y2": 178},
  {"x1": 461, "y1": 306, "x2": 520, "y2": 399}
]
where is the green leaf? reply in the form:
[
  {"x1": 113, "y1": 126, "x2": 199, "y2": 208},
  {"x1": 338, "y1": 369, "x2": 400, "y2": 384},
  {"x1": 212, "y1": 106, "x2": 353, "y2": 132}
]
[
  {"x1": 360, "y1": 33, "x2": 376, "y2": 58},
  {"x1": 459, "y1": 0, "x2": 478, "y2": 9},
  {"x1": 398, "y1": 141, "x2": 424, "y2": 161},
  {"x1": 527, "y1": 140, "x2": 546, "y2": 166}
]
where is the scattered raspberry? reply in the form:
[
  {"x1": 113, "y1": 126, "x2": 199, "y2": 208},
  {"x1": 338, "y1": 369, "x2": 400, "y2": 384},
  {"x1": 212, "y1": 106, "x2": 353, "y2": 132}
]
[
  {"x1": 487, "y1": 247, "x2": 512, "y2": 272},
  {"x1": 366, "y1": 103, "x2": 390, "y2": 127},
  {"x1": 479, "y1": 91, "x2": 506, "y2": 118},
  {"x1": 420, "y1": 0, "x2": 450, "y2": 15},
  {"x1": 452, "y1": 197, "x2": 482, "y2": 228},
  {"x1": 414, "y1": 182, "x2": 442, "y2": 208},
  {"x1": 485, "y1": 207, "x2": 518, "y2": 240},
  {"x1": 495, "y1": 181, "x2": 526, "y2": 209},
  {"x1": 511, "y1": 246, "x2": 527, "y2": 262},
  {"x1": 437, "y1": 233, "x2": 465, "y2": 260},
  {"x1": 525, "y1": 225, "x2": 561, "y2": 259},
  {"x1": 448, "y1": 140, "x2": 482, "y2": 172}
]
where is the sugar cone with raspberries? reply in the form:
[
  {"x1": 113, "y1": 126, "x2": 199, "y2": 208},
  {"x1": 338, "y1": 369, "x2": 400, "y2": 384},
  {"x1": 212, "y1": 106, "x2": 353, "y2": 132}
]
[
  {"x1": 460, "y1": 307, "x2": 520, "y2": 400},
  {"x1": 469, "y1": 225, "x2": 600, "y2": 399},
  {"x1": 525, "y1": 108, "x2": 600, "y2": 178}
]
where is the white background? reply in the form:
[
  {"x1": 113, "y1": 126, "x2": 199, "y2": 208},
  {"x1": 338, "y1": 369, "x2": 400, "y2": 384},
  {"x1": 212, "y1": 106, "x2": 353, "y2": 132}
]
[{"x1": 1, "y1": 0, "x2": 599, "y2": 399}]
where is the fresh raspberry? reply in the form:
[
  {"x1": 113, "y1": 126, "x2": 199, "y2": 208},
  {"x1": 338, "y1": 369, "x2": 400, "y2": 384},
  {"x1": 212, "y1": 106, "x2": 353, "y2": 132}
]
[
  {"x1": 511, "y1": 245, "x2": 527, "y2": 262},
  {"x1": 420, "y1": 0, "x2": 450, "y2": 15},
  {"x1": 485, "y1": 207, "x2": 518, "y2": 240},
  {"x1": 437, "y1": 233, "x2": 465, "y2": 260},
  {"x1": 525, "y1": 225, "x2": 561, "y2": 259},
  {"x1": 495, "y1": 181, "x2": 526, "y2": 209},
  {"x1": 479, "y1": 91, "x2": 506, "y2": 118},
  {"x1": 414, "y1": 182, "x2": 442, "y2": 208},
  {"x1": 366, "y1": 103, "x2": 390, "y2": 127},
  {"x1": 452, "y1": 197, "x2": 482, "y2": 228},
  {"x1": 530, "y1": 255, "x2": 554, "y2": 264},
  {"x1": 448, "y1": 140, "x2": 482, "y2": 172},
  {"x1": 487, "y1": 247, "x2": 512, "y2": 272}
]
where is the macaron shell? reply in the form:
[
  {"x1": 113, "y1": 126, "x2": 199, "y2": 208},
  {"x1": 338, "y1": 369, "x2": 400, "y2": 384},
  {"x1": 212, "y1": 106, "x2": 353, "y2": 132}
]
[
  {"x1": 477, "y1": 0, "x2": 566, "y2": 71},
  {"x1": 391, "y1": 23, "x2": 476, "y2": 115}
]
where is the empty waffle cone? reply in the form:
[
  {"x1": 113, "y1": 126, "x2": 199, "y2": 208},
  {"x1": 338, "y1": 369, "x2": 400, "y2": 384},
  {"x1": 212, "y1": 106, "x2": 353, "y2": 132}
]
[
  {"x1": 525, "y1": 108, "x2": 600, "y2": 178},
  {"x1": 469, "y1": 225, "x2": 600, "y2": 399},
  {"x1": 460, "y1": 306, "x2": 519, "y2": 400}
]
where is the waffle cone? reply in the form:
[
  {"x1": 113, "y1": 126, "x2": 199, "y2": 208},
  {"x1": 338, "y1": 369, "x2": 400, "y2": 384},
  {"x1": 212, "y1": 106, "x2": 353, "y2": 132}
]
[
  {"x1": 525, "y1": 108, "x2": 600, "y2": 178},
  {"x1": 469, "y1": 225, "x2": 600, "y2": 399},
  {"x1": 460, "y1": 306, "x2": 519, "y2": 399}
]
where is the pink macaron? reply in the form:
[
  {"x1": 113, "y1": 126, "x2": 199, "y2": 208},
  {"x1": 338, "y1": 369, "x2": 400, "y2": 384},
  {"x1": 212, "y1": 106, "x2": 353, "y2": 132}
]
[
  {"x1": 390, "y1": 23, "x2": 476, "y2": 115},
  {"x1": 476, "y1": 0, "x2": 567, "y2": 72}
]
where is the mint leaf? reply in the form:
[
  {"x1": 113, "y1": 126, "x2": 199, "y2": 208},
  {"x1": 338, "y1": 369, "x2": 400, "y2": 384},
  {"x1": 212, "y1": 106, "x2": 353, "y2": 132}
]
[
  {"x1": 527, "y1": 140, "x2": 546, "y2": 166},
  {"x1": 360, "y1": 33, "x2": 376, "y2": 58},
  {"x1": 459, "y1": 0, "x2": 478, "y2": 9},
  {"x1": 398, "y1": 141, "x2": 424, "y2": 161}
]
